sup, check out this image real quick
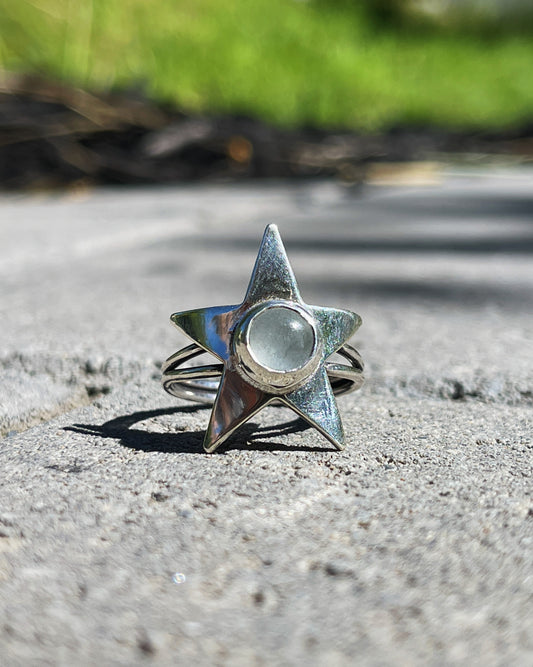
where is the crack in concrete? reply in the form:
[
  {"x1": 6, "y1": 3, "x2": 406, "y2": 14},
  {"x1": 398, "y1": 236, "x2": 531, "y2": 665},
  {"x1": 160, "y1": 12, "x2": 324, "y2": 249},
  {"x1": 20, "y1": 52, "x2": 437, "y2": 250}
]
[{"x1": 1, "y1": 351, "x2": 531, "y2": 439}]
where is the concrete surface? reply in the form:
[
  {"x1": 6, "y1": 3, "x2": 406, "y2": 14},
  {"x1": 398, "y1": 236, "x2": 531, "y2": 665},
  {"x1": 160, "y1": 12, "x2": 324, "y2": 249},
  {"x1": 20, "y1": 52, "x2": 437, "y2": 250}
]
[{"x1": 0, "y1": 168, "x2": 532, "y2": 665}]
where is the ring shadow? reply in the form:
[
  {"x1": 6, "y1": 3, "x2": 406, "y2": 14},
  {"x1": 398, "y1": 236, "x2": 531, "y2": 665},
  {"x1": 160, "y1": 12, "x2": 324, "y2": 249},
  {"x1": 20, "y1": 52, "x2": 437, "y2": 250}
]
[{"x1": 64, "y1": 405, "x2": 333, "y2": 454}]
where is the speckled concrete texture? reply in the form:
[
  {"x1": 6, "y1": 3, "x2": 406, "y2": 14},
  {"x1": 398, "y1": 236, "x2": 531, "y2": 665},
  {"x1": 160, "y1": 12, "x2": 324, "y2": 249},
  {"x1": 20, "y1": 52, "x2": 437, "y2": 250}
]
[{"x1": 0, "y1": 170, "x2": 532, "y2": 665}]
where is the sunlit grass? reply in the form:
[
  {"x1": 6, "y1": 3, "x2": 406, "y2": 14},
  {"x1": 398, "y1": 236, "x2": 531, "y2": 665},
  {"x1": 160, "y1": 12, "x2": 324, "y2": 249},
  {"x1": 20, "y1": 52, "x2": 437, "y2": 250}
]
[{"x1": 1, "y1": 0, "x2": 532, "y2": 131}]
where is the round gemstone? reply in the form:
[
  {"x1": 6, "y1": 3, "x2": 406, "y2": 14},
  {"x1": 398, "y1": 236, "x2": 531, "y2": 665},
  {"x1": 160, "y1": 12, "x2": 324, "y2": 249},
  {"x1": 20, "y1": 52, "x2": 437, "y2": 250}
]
[{"x1": 248, "y1": 306, "x2": 315, "y2": 372}]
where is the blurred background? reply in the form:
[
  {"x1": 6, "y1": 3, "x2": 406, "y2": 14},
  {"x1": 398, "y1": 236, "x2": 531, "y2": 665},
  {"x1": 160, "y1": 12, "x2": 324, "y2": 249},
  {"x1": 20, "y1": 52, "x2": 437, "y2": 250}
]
[{"x1": 1, "y1": 0, "x2": 533, "y2": 188}]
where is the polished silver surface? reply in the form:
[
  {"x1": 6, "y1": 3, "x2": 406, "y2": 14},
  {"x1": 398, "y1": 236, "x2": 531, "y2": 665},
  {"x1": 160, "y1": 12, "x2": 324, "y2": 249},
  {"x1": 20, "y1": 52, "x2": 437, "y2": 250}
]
[{"x1": 162, "y1": 224, "x2": 364, "y2": 452}]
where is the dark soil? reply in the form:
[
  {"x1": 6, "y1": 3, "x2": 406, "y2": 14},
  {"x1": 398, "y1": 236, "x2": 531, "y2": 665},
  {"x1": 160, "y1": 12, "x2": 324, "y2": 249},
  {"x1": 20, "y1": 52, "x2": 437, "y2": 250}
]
[{"x1": 1, "y1": 74, "x2": 532, "y2": 190}]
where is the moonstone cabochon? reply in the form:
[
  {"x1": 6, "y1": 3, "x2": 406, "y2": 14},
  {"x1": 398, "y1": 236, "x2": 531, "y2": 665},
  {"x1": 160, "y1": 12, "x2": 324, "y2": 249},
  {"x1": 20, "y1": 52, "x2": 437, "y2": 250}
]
[{"x1": 247, "y1": 305, "x2": 315, "y2": 372}]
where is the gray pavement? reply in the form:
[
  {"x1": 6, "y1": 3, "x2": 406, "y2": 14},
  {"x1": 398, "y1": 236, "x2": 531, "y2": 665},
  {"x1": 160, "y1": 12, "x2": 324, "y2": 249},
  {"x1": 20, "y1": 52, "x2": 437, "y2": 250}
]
[{"x1": 0, "y1": 168, "x2": 532, "y2": 665}]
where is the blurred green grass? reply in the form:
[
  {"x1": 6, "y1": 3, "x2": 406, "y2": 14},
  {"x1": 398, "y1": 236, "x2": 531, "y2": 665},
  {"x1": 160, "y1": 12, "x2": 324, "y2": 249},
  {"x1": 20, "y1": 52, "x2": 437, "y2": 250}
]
[{"x1": 1, "y1": 0, "x2": 532, "y2": 131}]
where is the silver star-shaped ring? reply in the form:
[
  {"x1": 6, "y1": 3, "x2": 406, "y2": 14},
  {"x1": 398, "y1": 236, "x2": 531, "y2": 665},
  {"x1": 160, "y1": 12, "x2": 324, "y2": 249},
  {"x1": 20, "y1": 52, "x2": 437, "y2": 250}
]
[{"x1": 162, "y1": 224, "x2": 364, "y2": 452}]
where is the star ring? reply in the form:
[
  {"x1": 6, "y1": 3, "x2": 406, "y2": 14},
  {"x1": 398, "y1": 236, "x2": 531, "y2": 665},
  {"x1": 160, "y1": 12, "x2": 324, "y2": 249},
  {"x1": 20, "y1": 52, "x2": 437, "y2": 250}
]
[{"x1": 162, "y1": 224, "x2": 364, "y2": 452}]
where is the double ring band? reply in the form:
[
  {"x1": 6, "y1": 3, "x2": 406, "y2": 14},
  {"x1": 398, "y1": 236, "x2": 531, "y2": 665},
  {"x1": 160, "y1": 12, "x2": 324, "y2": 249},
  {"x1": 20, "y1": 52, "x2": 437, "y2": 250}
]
[{"x1": 162, "y1": 342, "x2": 364, "y2": 405}]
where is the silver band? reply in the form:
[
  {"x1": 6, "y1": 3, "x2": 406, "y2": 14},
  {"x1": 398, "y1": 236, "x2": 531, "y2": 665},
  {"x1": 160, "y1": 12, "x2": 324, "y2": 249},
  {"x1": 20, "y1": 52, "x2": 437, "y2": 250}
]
[{"x1": 162, "y1": 343, "x2": 364, "y2": 405}]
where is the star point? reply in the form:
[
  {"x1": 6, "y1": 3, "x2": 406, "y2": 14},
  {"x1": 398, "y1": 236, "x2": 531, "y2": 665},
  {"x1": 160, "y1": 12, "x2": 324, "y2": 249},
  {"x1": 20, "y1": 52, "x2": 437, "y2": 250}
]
[{"x1": 244, "y1": 224, "x2": 302, "y2": 304}]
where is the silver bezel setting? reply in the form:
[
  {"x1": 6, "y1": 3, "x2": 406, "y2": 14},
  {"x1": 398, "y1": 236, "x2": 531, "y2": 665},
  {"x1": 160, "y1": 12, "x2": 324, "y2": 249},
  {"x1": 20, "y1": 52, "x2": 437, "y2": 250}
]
[{"x1": 231, "y1": 300, "x2": 323, "y2": 395}]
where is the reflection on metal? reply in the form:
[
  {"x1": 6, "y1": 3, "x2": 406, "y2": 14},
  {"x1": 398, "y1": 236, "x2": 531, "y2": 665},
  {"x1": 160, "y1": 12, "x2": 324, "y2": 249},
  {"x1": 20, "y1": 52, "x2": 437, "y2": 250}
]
[{"x1": 162, "y1": 224, "x2": 364, "y2": 453}]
